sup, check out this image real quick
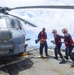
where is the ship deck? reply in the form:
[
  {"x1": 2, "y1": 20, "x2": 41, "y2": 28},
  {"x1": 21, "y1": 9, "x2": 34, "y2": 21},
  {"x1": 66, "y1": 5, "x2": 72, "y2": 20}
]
[{"x1": 0, "y1": 47, "x2": 74, "y2": 75}]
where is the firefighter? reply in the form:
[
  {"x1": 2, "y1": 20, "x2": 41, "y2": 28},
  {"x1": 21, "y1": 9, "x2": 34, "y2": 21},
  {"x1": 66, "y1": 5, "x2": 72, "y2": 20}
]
[
  {"x1": 62, "y1": 28, "x2": 74, "y2": 67},
  {"x1": 37, "y1": 28, "x2": 49, "y2": 57},
  {"x1": 52, "y1": 29, "x2": 65, "y2": 64}
]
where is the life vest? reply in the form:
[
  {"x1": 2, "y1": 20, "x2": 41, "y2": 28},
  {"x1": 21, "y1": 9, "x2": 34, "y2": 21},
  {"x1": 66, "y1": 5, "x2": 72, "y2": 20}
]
[
  {"x1": 54, "y1": 33, "x2": 61, "y2": 45},
  {"x1": 40, "y1": 32, "x2": 47, "y2": 44},
  {"x1": 64, "y1": 33, "x2": 74, "y2": 47},
  {"x1": 40, "y1": 37, "x2": 46, "y2": 44}
]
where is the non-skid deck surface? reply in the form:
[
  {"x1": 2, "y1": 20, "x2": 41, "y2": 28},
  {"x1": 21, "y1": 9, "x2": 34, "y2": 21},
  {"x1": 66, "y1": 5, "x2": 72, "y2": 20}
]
[{"x1": 0, "y1": 48, "x2": 74, "y2": 75}]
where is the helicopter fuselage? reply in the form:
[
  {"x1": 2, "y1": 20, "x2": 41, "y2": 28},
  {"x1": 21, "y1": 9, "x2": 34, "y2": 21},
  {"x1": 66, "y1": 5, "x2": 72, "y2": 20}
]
[{"x1": 0, "y1": 15, "x2": 27, "y2": 57}]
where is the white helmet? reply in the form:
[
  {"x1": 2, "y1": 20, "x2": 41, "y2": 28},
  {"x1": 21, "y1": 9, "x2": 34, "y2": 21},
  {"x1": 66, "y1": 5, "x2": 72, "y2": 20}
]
[
  {"x1": 62, "y1": 28, "x2": 68, "y2": 33},
  {"x1": 52, "y1": 29, "x2": 57, "y2": 33}
]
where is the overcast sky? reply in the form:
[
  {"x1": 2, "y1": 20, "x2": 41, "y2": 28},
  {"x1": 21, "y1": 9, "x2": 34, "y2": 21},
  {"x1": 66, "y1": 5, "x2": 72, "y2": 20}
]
[{"x1": 0, "y1": 0, "x2": 74, "y2": 47}]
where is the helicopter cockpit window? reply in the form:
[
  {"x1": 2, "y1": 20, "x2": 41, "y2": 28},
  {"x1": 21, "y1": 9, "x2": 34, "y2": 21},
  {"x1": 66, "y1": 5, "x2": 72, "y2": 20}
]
[
  {"x1": 10, "y1": 19, "x2": 22, "y2": 30},
  {"x1": 0, "y1": 19, "x2": 7, "y2": 28}
]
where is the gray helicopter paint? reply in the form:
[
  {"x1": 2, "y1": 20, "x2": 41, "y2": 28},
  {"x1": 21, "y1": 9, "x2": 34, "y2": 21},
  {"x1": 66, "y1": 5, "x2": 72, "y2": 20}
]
[
  {"x1": 11, "y1": 29, "x2": 25, "y2": 44},
  {"x1": 10, "y1": 29, "x2": 25, "y2": 54},
  {"x1": 0, "y1": 6, "x2": 37, "y2": 57},
  {"x1": 0, "y1": 29, "x2": 26, "y2": 56},
  {"x1": 0, "y1": 16, "x2": 26, "y2": 57}
]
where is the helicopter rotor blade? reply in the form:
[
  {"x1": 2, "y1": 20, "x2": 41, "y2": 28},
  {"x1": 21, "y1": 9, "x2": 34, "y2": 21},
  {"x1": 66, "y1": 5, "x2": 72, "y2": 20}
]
[
  {"x1": 10, "y1": 6, "x2": 74, "y2": 10},
  {"x1": 0, "y1": 6, "x2": 74, "y2": 13},
  {"x1": 7, "y1": 13, "x2": 37, "y2": 27}
]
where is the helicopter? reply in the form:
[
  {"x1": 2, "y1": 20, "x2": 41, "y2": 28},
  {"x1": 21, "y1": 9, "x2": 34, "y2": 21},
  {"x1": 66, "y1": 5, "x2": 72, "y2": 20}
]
[
  {"x1": 0, "y1": 5, "x2": 74, "y2": 57},
  {"x1": 0, "y1": 6, "x2": 37, "y2": 57}
]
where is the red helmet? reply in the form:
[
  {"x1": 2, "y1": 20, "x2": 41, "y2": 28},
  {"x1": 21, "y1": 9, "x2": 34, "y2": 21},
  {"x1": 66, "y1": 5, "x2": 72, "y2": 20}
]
[
  {"x1": 62, "y1": 28, "x2": 68, "y2": 33},
  {"x1": 52, "y1": 29, "x2": 57, "y2": 33}
]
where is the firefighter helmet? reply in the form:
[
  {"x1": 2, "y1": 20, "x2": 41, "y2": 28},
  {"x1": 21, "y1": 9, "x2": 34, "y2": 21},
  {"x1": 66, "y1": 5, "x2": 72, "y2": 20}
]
[
  {"x1": 52, "y1": 29, "x2": 57, "y2": 33},
  {"x1": 62, "y1": 28, "x2": 68, "y2": 33}
]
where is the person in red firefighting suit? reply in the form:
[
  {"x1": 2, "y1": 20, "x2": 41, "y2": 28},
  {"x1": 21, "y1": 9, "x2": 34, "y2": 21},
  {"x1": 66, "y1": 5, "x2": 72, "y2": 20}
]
[
  {"x1": 62, "y1": 28, "x2": 74, "y2": 67},
  {"x1": 52, "y1": 29, "x2": 65, "y2": 64},
  {"x1": 36, "y1": 28, "x2": 49, "y2": 57}
]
